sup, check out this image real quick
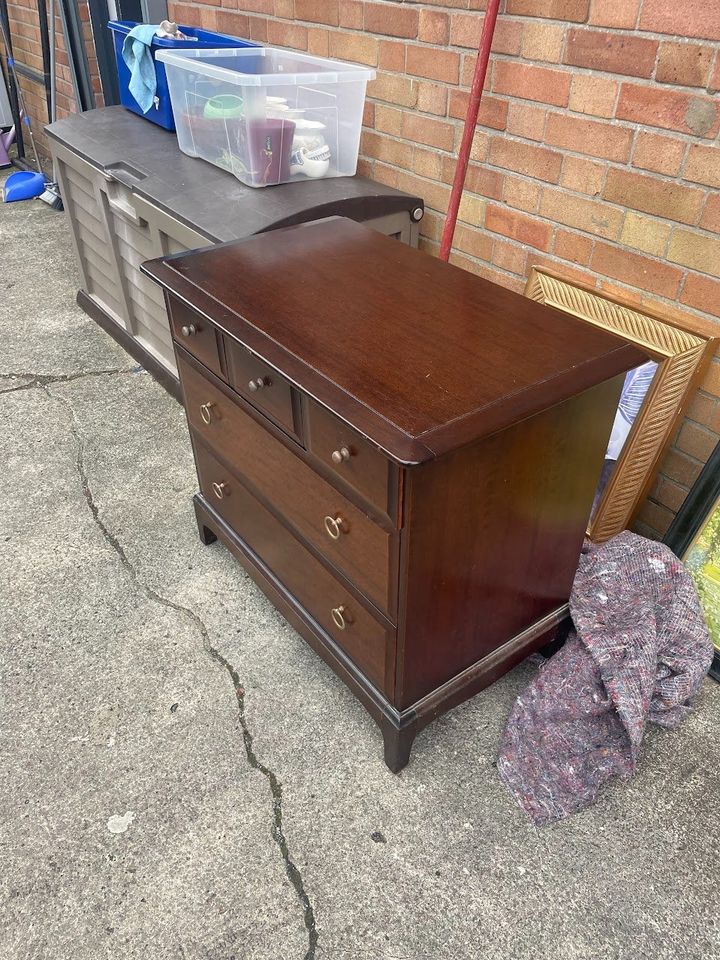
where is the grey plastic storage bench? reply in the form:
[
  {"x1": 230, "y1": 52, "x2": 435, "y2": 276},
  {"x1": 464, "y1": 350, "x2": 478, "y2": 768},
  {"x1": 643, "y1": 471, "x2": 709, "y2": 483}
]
[{"x1": 46, "y1": 107, "x2": 424, "y2": 399}]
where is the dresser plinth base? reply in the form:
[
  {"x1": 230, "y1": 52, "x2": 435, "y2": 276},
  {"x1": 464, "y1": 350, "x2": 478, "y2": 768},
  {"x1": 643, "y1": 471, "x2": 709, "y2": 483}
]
[{"x1": 193, "y1": 494, "x2": 569, "y2": 772}]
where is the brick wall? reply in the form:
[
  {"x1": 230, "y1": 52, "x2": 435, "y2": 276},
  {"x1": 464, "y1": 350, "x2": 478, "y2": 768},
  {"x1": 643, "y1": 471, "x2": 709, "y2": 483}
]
[
  {"x1": 4, "y1": 0, "x2": 720, "y2": 538},
  {"x1": 1, "y1": 0, "x2": 102, "y2": 166}
]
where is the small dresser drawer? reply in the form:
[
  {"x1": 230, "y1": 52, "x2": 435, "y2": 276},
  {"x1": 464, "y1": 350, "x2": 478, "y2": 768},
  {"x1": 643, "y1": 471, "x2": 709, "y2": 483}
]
[
  {"x1": 195, "y1": 441, "x2": 392, "y2": 693},
  {"x1": 180, "y1": 355, "x2": 395, "y2": 615},
  {"x1": 226, "y1": 339, "x2": 296, "y2": 437},
  {"x1": 307, "y1": 401, "x2": 395, "y2": 520},
  {"x1": 169, "y1": 298, "x2": 223, "y2": 379}
]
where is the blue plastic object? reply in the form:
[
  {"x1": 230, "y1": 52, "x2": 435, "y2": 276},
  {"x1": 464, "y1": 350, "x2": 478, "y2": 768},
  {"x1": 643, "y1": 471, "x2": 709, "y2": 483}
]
[
  {"x1": 108, "y1": 21, "x2": 258, "y2": 131},
  {"x1": 2, "y1": 170, "x2": 46, "y2": 202}
]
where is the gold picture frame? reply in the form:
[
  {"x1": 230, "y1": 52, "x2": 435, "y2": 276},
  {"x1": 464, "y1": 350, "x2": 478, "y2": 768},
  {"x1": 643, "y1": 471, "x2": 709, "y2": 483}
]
[{"x1": 525, "y1": 267, "x2": 719, "y2": 542}]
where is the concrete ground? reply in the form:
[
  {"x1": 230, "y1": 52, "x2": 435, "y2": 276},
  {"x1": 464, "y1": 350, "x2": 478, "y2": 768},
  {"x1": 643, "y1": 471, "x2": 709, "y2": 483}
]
[{"x1": 1, "y1": 171, "x2": 719, "y2": 960}]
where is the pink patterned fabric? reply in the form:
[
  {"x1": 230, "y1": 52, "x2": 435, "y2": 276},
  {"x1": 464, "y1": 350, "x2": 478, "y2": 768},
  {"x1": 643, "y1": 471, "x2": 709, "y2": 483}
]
[{"x1": 498, "y1": 531, "x2": 713, "y2": 825}]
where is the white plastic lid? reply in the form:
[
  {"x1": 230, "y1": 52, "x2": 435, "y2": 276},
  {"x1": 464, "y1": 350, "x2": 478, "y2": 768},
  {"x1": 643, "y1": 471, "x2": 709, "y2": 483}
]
[{"x1": 156, "y1": 46, "x2": 376, "y2": 86}]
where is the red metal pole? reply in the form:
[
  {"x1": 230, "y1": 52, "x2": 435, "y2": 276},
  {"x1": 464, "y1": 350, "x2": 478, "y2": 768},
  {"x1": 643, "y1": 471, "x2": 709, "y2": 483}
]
[{"x1": 439, "y1": 0, "x2": 501, "y2": 262}]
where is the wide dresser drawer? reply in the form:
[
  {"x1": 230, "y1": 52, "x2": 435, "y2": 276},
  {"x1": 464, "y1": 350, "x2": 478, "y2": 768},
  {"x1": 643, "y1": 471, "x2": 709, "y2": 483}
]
[
  {"x1": 194, "y1": 439, "x2": 393, "y2": 694},
  {"x1": 180, "y1": 353, "x2": 396, "y2": 617}
]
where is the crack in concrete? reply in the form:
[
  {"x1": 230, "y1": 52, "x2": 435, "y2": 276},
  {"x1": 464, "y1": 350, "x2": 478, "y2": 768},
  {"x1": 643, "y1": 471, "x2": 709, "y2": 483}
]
[
  {"x1": 0, "y1": 366, "x2": 136, "y2": 395},
  {"x1": 44, "y1": 382, "x2": 318, "y2": 960}
]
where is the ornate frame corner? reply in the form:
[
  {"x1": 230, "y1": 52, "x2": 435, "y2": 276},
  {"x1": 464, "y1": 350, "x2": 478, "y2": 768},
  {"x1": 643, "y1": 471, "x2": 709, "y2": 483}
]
[{"x1": 525, "y1": 266, "x2": 719, "y2": 542}]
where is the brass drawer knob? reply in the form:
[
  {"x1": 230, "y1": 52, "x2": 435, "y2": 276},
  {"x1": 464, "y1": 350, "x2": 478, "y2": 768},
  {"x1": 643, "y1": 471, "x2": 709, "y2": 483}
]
[
  {"x1": 212, "y1": 481, "x2": 228, "y2": 500},
  {"x1": 248, "y1": 377, "x2": 268, "y2": 392},
  {"x1": 324, "y1": 515, "x2": 345, "y2": 540},
  {"x1": 200, "y1": 401, "x2": 215, "y2": 424},
  {"x1": 181, "y1": 323, "x2": 197, "y2": 337},
  {"x1": 331, "y1": 446, "x2": 351, "y2": 465},
  {"x1": 331, "y1": 605, "x2": 348, "y2": 630}
]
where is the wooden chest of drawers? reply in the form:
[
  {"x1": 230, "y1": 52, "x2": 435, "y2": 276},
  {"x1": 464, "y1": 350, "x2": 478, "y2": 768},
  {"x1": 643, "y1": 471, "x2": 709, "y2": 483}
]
[{"x1": 143, "y1": 219, "x2": 644, "y2": 771}]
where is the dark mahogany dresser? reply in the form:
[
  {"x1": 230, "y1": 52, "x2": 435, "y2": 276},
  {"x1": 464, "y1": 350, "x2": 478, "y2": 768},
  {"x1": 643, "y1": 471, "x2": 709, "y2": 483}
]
[{"x1": 142, "y1": 218, "x2": 644, "y2": 771}]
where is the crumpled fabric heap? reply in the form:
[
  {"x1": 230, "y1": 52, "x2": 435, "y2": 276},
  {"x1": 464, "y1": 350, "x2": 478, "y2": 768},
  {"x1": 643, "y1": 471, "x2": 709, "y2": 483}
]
[{"x1": 498, "y1": 531, "x2": 713, "y2": 825}]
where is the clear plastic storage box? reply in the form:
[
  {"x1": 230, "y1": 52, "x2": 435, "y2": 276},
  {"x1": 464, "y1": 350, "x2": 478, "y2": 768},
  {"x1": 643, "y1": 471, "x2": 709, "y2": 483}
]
[{"x1": 157, "y1": 47, "x2": 376, "y2": 188}]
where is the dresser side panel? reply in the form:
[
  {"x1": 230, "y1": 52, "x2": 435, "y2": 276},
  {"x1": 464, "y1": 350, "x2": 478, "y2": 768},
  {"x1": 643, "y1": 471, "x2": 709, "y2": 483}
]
[{"x1": 395, "y1": 376, "x2": 624, "y2": 710}]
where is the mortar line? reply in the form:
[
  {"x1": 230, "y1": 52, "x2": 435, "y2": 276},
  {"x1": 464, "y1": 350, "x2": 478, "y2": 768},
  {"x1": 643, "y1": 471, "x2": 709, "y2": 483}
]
[{"x1": 44, "y1": 382, "x2": 318, "y2": 960}]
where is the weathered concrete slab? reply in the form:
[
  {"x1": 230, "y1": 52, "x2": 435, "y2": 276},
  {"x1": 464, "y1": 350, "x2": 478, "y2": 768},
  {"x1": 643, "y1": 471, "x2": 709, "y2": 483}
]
[{"x1": 1, "y1": 171, "x2": 719, "y2": 960}]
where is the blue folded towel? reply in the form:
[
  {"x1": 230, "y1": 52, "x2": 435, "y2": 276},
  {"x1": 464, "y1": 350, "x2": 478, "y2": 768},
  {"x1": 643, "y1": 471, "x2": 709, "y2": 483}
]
[{"x1": 121, "y1": 24, "x2": 159, "y2": 115}]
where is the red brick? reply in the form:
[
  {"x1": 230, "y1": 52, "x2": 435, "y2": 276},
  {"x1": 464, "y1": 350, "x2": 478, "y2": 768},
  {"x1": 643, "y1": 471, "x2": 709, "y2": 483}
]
[
  {"x1": 564, "y1": 28, "x2": 657, "y2": 78},
  {"x1": 521, "y1": 21, "x2": 565, "y2": 63},
  {"x1": 540, "y1": 188, "x2": 624, "y2": 238},
  {"x1": 604, "y1": 169, "x2": 705, "y2": 225},
  {"x1": 329, "y1": 31, "x2": 378, "y2": 65},
  {"x1": 215, "y1": 10, "x2": 249, "y2": 33},
  {"x1": 493, "y1": 62, "x2": 571, "y2": 108},
  {"x1": 307, "y1": 27, "x2": 329, "y2": 56},
  {"x1": 456, "y1": 163, "x2": 505, "y2": 201},
  {"x1": 362, "y1": 100, "x2": 374, "y2": 127},
  {"x1": 546, "y1": 114, "x2": 633, "y2": 163},
  {"x1": 485, "y1": 206, "x2": 553, "y2": 251},
  {"x1": 656, "y1": 42, "x2": 715, "y2": 88},
  {"x1": 589, "y1": 0, "x2": 640, "y2": 28},
  {"x1": 568, "y1": 75, "x2": 618, "y2": 118},
  {"x1": 448, "y1": 91, "x2": 508, "y2": 130},
  {"x1": 504, "y1": 178, "x2": 542, "y2": 213},
  {"x1": 681, "y1": 274, "x2": 720, "y2": 316},
  {"x1": 687, "y1": 390, "x2": 720, "y2": 433},
  {"x1": 617, "y1": 84, "x2": 720, "y2": 138},
  {"x1": 702, "y1": 361, "x2": 720, "y2": 398},
  {"x1": 506, "y1": 102, "x2": 547, "y2": 141},
  {"x1": 295, "y1": 0, "x2": 337, "y2": 25},
  {"x1": 560, "y1": 156, "x2": 606, "y2": 196},
  {"x1": 374, "y1": 104, "x2": 402, "y2": 135},
  {"x1": 418, "y1": 9, "x2": 449, "y2": 44},
  {"x1": 378, "y1": 40, "x2": 406, "y2": 72},
  {"x1": 267, "y1": 19, "x2": 308, "y2": 49},
  {"x1": 401, "y1": 113, "x2": 455, "y2": 151},
  {"x1": 450, "y1": 11, "x2": 483, "y2": 49},
  {"x1": 364, "y1": 2, "x2": 418, "y2": 38},
  {"x1": 395, "y1": 170, "x2": 450, "y2": 215},
  {"x1": 493, "y1": 238, "x2": 529, "y2": 276},
  {"x1": 361, "y1": 131, "x2": 407, "y2": 166},
  {"x1": 591, "y1": 242, "x2": 683, "y2": 299},
  {"x1": 632, "y1": 132, "x2": 685, "y2": 176},
  {"x1": 711, "y1": 54, "x2": 720, "y2": 94},
  {"x1": 555, "y1": 229, "x2": 594, "y2": 265},
  {"x1": 505, "y1": 0, "x2": 589, "y2": 20},
  {"x1": 412, "y1": 145, "x2": 444, "y2": 180},
  {"x1": 367, "y1": 73, "x2": 417, "y2": 108},
  {"x1": 676, "y1": 420, "x2": 719, "y2": 461},
  {"x1": 248, "y1": 16, "x2": 269, "y2": 42},
  {"x1": 640, "y1": 0, "x2": 720, "y2": 41},
  {"x1": 488, "y1": 137, "x2": 563, "y2": 183},
  {"x1": 406, "y1": 44, "x2": 459, "y2": 84},
  {"x1": 416, "y1": 82, "x2": 448, "y2": 116},
  {"x1": 634, "y1": 500, "x2": 675, "y2": 538},
  {"x1": 684, "y1": 144, "x2": 720, "y2": 189},
  {"x1": 453, "y1": 224, "x2": 494, "y2": 262},
  {"x1": 700, "y1": 194, "x2": 720, "y2": 234},
  {"x1": 661, "y1": 448, "x2": 704, "y2": 488},
  {"x1": 339, "y1": 0, "x2": 363, "y2": 29}
]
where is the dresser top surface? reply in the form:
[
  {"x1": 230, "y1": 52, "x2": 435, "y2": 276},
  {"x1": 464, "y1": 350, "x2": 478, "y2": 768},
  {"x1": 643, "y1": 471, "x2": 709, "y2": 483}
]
[{"x1": 143, "y1": 218, "x2": 645, "y2": 463}]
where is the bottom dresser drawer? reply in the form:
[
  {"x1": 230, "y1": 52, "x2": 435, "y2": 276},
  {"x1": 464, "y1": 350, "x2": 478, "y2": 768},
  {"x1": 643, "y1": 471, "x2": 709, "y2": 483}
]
[{"x1": 194, "y1": 438, "x2": 393, "y2": 694}]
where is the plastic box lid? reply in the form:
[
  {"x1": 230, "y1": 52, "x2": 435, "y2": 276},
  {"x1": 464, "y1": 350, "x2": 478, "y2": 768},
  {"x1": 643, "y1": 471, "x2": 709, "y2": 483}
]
[{"x1": 156, "y1": 46, "x2": 376, "y2": 86}]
